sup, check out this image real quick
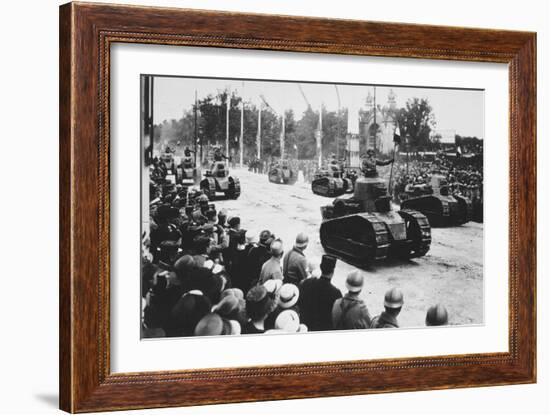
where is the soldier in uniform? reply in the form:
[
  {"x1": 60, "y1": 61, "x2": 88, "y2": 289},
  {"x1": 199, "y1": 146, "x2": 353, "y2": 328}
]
[
  {"x1": 331, "y1": 271, "x2": 372, "y2": 330},
  {"x1": 360, "y1": 148, "x2": 394, "y2": 178},
  {"x1": 425, "y1": 303, "x2": 449, "y2": 326},
  {"x1": 211, "y1": 146, "x2": 230, "y2": 178},
  {"x1": 212, "y1": 146, "x2": 230, "y2": 163},
  {"x1": 327, "y1": 153, "x2": 340, "y2": 175},
  {"x1": 371, "y1": 288, "x2": 404, "y2": 329},
  {"x1": 183, "y1": 146, "x2": 194, "y2": 158},
  {"x1": 180, "y1": 146, "x2": 196, "y2": 170}
]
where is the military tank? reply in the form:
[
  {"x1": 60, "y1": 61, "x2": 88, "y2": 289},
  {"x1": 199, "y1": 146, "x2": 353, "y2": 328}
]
[
  {"x1": 311, "y1": 163, "x2": 354, "y2": 197},
  {"x1": 320, "y1": 175, "x2": 431, "y2": 267},
  {"x1": 268, "y1": 160, "x2": 298, "y2": 185},
  {"x1": 400, "y1": 175, "x2": 472, "y2": 227},
  {"x1": 159, "y1": 151, "x2": 176, "y2": 174},
  {"x1": 200, "y1": 161, "x2": 241, "y2": 200},
  {"x1": 176, "y1": 154, "x2": 199, "y2": 185}
]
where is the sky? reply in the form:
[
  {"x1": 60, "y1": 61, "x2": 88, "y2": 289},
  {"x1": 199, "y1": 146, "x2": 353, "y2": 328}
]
[{"x1": 152, "y1": 76, "x2": 484, "y2": 138}]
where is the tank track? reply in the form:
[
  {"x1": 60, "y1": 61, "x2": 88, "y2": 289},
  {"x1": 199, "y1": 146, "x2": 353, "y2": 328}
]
[
  {"x1": 224, "y1": 177, "x2": 241, "y2": 199},
  {"x1": 231, "y1": 177, "x2": 241, "y2": 199},
  {"x1": 363, "y1": 214, "x2": 391, "y2": 261},
  {"x1": 398, "y1": 209, "x2": 431, "y2": 258},
  {"x1": 320, "y1": 213, "x2": 390, "y2": 267},
  {"x1": 201, "y1": 178, "x2": 216, "y2": 200},
  {"x1": 312, "y1": 178, "x2": 335, "y2": 197}
]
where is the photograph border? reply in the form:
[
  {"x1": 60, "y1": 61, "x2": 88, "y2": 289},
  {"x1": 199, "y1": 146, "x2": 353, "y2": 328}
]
[{"x1": 59, "y1": 2, "x2": 536, "y2": 412}]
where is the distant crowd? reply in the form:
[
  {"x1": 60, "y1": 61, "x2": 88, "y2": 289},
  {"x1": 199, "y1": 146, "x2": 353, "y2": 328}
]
[{"x1": 390, "y1": 151, "x2": 483, "y2": 205}]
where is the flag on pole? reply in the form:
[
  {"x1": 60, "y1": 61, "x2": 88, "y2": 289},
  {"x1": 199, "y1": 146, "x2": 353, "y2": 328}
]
[{"x1": 393, "y1": 124, "x2": 401, "y2": 145}]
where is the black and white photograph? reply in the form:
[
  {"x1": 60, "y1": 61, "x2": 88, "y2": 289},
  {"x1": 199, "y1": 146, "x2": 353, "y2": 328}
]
[{"x1": 140, "y1": 75, "x2": 484, "y2": 338}]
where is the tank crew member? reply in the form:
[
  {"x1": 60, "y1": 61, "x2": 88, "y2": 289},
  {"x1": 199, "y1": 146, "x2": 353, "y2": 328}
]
[
  {"x1": 213, "y1": 146, "x2": 230, "y2": 162},
  {"x1": 180, "y1": 146, "x2": 195, "y2": 169},
  {"x1": 360, "y1": 148, "x2": 394, "y2": 178},
  {"x1": 183, "y1": 146, "x2": 195, "y2": 158}
]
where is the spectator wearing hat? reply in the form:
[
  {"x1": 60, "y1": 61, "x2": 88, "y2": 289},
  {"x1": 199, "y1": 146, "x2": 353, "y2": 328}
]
[
  {"x1": 246, "y1": 230, "x2": 274, "y2": 284},
  {"x1": 142, "y1": 262, "x2": 160, "y2": 299},
  {"x1": 243, "y1": 285, "x2": 276, "y2": 334},
  {"x1": 227, "y1": 230, "x2": 253, "y2": 292},
  {"x1": 371, "y1": 288, "x2": 404, "y2": 329},
  {"x1": 156, "y1": 240, "x2": 181, "y2": 271},
  {"x1": 142, "y1": 271, "x2": 168, "y2": 336},
  {"x1": 332, "y1": 271, "x2": 372, "y2": 330},
  {"x1": 227, "y1": 216, "x2": 241, "y2": 232},
  {"x1": 259, "y1": 239, "x2": 284, "y2": 284},
  {"x1": 194, "y1": 313, "x2": 240, "y2": 336},
  {"x1": 212, "y1": 292, "x2": 247, "y2": 328},
  {"x1": 263, "y1": 279, "x2": 283, "y2": 297},
  {"x1": 172, "y1": 254, "x2": 195, "y2": 289},
  {"x1": 217, "y1": 208, "x2": 228, "y2": 228},
  {"x1": 226, "y1": 217, "x2": 241, "y2": 249},
  {"x1": 191, "y1": 235, "x2": 211, "y2": 267},
  {"x1": 165, "y1": 291, "x2": 211, "y2": 337},
  {"x1": 273, "y1": 309, "x2": 308, "y2": 333},
  {"x1": 425, "y1": 303, "x2": 449, "y2": 326},
  {"x1": 282, "y1": 232, "x2": 309, "y2": 286},
  {"x1": 142, "y1": 265, "x2": 190, "y2": 334},
  {"x1": 184, "y1": 266, "x2": 225, "y2": 306},
  {"x1": 265, "y1": 283, "x2": 300, "y2": 330},
  {"x1": 223, "y1": 216, "x2": 242, "y2": 268},
  {"x1": 299, "y1": 255, "x2": 342, "y2": 331},
  {"x1": 204, "y1": 216, "x2": 228, "y2": 263}
]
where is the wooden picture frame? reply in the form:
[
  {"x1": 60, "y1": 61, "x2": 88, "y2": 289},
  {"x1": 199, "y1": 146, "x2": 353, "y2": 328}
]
[{"x1": 59, "y1": 2, "x2": 536, "y2": 412}]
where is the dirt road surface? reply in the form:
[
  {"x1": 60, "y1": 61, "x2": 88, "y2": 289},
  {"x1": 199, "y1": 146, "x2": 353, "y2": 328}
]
[{"x1": 211, "y1": 167, "x2": 483, "y2": 328}]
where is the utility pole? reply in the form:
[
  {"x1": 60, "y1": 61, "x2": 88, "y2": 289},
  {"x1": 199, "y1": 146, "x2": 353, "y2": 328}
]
[
  {"x1": 373, "y1": 86, "x2": 377, "y2": 154},
  {"x1": 194, "y1": 89, "x2": 198, "y2": 165},
  {"x1": 256, "y1": 105, "x2": 261, "y2": 159},
  {"x1": 240, "y1": 82, "x2": 244, "y2": 168},
  {"x1": 225, "y1": 91, "x2": 230, "y2": 165},
  {"x1": 334, "y1": 85, "x2": 341, "y2": 160},
  {"x1": 317, "y1": 104, "x2": 323, "y2": 168},
  {"x1": 280, "y1": 112, "x2": 285, "y2": 159}
]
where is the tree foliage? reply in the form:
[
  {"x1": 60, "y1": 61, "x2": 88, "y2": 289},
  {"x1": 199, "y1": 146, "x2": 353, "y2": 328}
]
[
  {"x1": 395, "y1": 97, "x2": 436, "y2": 150},
  {"x1": 154, "y1": 89, "x2": 449, "y2": 160}
]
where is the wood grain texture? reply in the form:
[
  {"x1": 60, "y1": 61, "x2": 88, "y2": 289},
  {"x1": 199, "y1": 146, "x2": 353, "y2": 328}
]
[{"x1": 59, "y1": 2, "x2": 537, "y2": 413}]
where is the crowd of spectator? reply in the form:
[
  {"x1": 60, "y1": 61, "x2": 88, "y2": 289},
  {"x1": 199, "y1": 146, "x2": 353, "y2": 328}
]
[
  {"x1": 390, "y1": 151, "x2": 483, "y2": 206},
  {"x1": 142, "y1": 159, "x2": 450, "y2": 338}
]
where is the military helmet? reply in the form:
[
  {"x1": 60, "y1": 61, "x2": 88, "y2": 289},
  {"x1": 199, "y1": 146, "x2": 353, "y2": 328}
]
[
  {"x1": 345, "y1": 271, "x2": 364, "y2": 293},
  {"x1": 384, "y1": 288, "x2": 404, "y2": 309},
  {"x1": 425, "y1": 304, "x2": 449, "y2": 326}
]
